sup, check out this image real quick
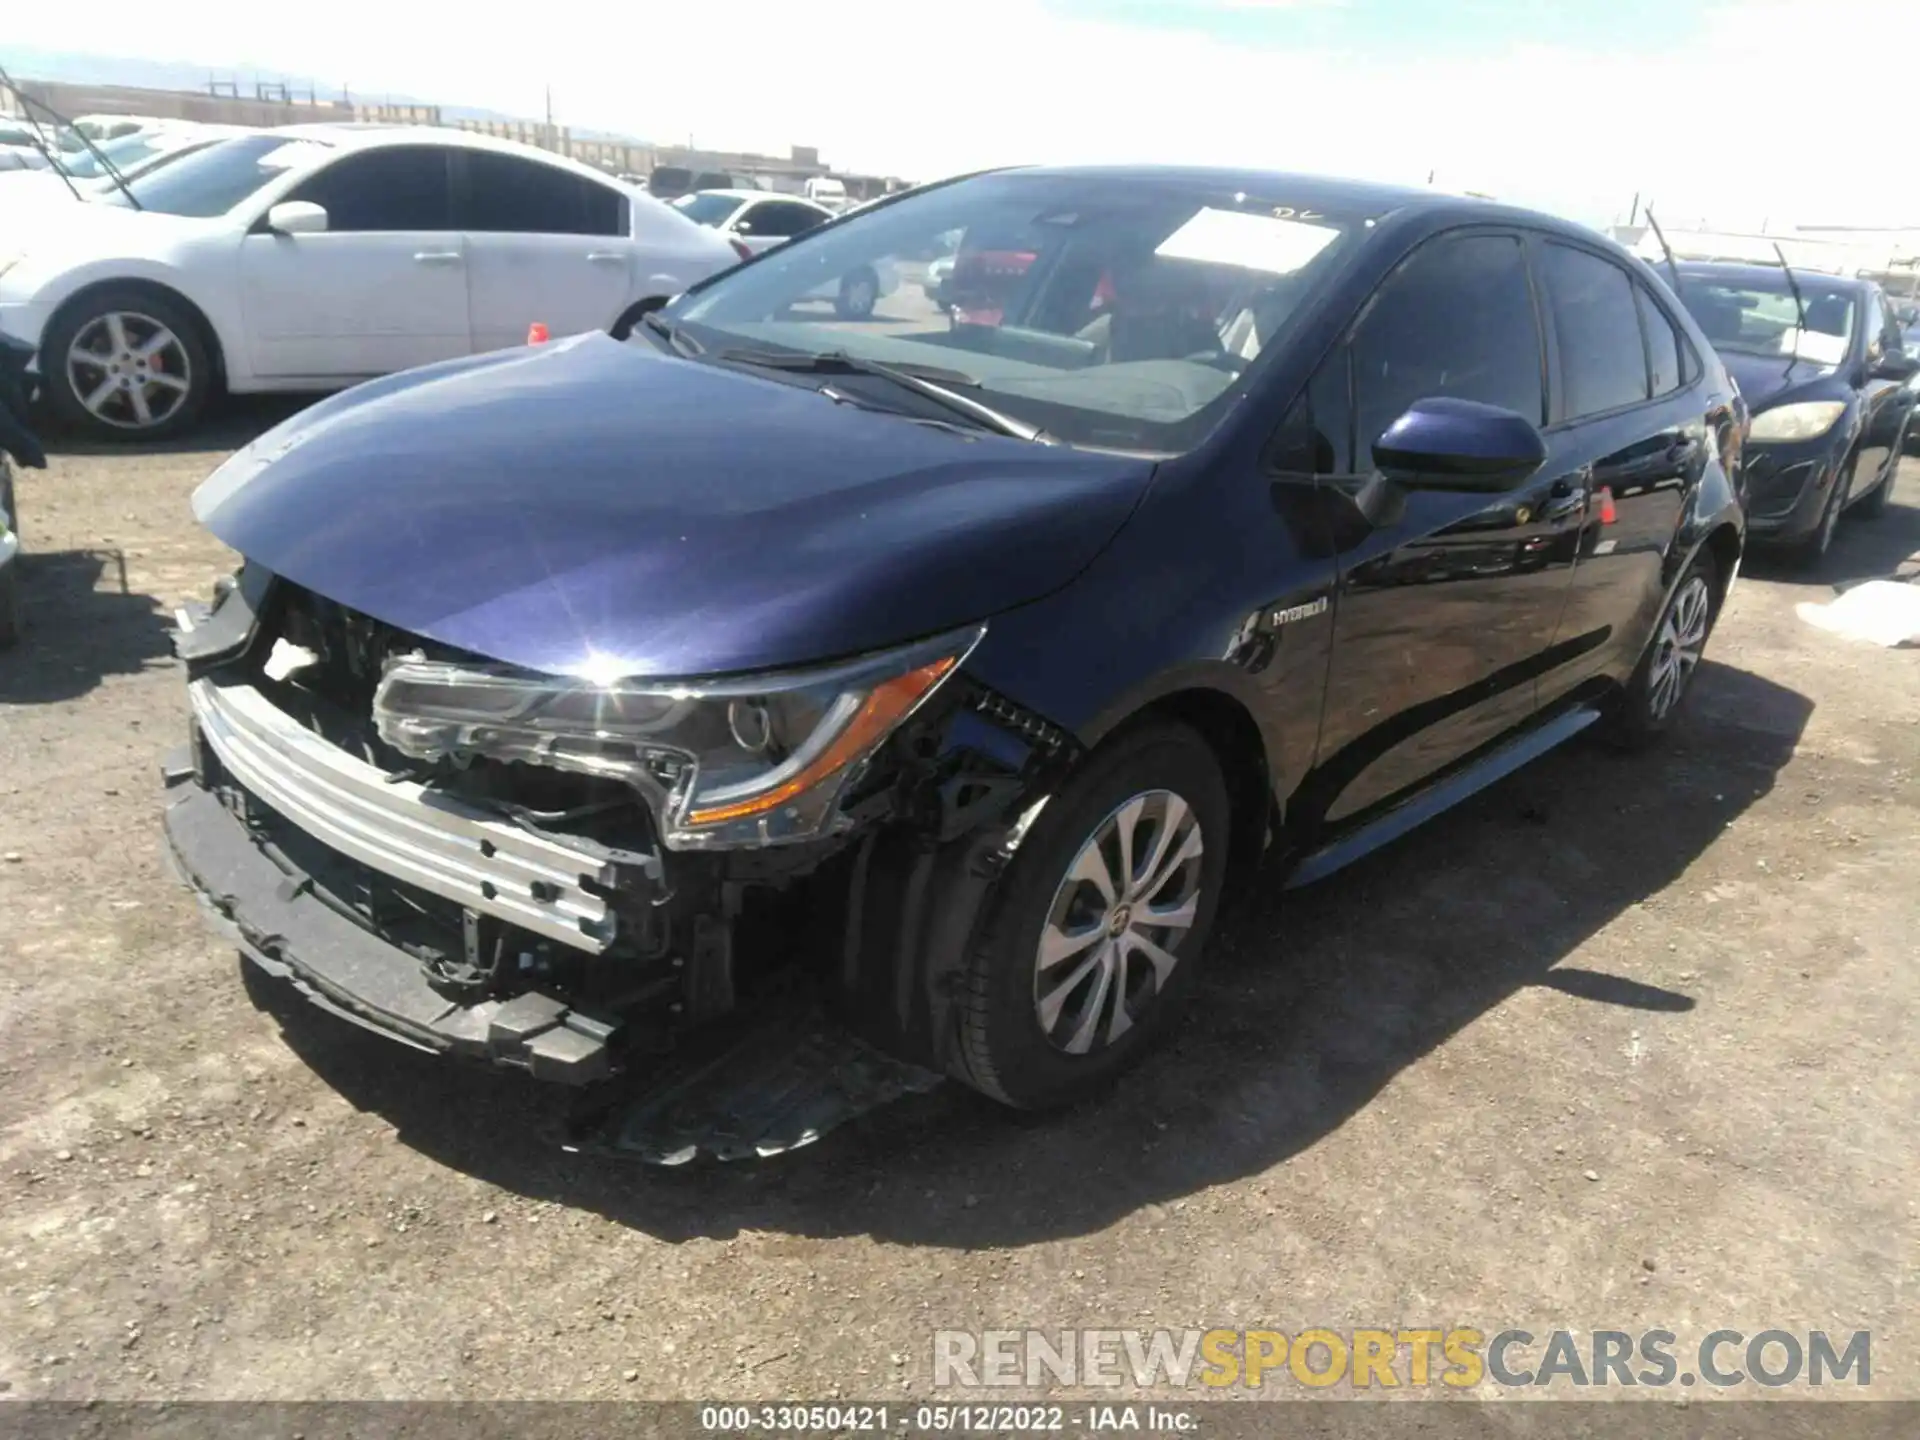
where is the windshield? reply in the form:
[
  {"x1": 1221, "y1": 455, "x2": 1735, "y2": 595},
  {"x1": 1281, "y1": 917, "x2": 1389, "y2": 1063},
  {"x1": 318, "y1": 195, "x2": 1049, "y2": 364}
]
[
  {"x1": 1677, "y1": 271, "x2": 1859, "y2": 365},
  {"x1": 671, "y1": 170, "x2": 1361, "y2": 452},
  {"x1": 125, "y1": 134, "x2": 334, "y2": 217},
  {"x1": 56, "y1": 132, "x2": 170, "y2": 181},
  {"x1": 672, "y1": 192, "x2": 747, "y2": 228}
]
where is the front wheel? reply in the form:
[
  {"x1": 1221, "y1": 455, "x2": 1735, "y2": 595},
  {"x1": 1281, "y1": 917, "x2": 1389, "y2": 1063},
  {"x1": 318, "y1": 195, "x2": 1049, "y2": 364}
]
[
  {"x1": 953, "y1": 723, "x2": 1231, "y2": 1108},
  {"x1": 41, "y1": 286, "x2": 212, "y2": 442},
  {"x1": 1604, "y1": 549, "x2": 1719, "y2": 750}
]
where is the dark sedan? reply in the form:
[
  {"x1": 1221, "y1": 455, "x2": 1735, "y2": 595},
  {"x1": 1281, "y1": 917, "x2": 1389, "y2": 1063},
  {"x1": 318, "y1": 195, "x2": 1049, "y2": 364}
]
[
  {"x1": 164, "y1": 167, "x2": 1746, "y2": 1116},
  {"x1": 1671, "y1": 262, "x2": 1915, "y2": 560}
]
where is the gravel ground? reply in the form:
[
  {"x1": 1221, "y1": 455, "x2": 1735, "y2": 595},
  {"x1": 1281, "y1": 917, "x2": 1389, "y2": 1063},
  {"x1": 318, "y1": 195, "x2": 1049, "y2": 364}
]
[{"x1": 1, "y1": 401, "x2": 1916, "y2": 1403}]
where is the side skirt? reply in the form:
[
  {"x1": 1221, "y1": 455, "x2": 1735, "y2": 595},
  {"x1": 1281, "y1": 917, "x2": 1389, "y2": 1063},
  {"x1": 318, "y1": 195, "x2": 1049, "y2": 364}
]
[{"x1": 1284, "y1": 705, "x2": 1603, "y2": 890}]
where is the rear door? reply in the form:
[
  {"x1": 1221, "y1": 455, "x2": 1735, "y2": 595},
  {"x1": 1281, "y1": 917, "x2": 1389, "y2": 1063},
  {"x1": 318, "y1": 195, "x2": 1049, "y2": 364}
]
[
  {"x1": 239, "y1": 145, "x2": 468, "y2": 380},
  {"x1": 1309, "y1": 228, "x2": 1589, "y2": 826},
  {"x1": 1533, "y1": 239, "x2": 1707, "y2": 702},
  {"x1": 457, "y1": 150, "x2": 635, "y2": 350}
]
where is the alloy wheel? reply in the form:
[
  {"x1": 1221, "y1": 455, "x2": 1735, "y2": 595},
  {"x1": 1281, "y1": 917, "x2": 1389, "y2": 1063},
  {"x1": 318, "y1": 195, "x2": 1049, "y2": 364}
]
[
  {"x1": 1647, "y1": 575, "x2": 1711, "y2": 721},
  {"x1": 1033, "y1": 789, "x2": 1205, "y2": 1055},
  {"x1": 65, "y1": 311, "x2": 192, "y2": 431}
]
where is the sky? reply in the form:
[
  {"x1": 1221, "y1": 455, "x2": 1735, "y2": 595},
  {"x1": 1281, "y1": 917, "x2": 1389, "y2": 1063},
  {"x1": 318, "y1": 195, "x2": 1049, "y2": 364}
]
[{"x1": 6, "y1": 0, "x2": 1916, "y2": 230}]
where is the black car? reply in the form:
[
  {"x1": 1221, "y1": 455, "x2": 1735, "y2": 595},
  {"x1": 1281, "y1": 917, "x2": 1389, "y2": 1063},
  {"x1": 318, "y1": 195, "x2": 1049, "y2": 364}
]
[
  {"x1": 0, "y1": 334, "x2": 46, "y2": 647},
  {"x1": 164, "y1": 167, "x2": 1746, "y2": 1114},
  {"x1": 1669, "y1": 262, "x2": 1915, "y2": 561}
]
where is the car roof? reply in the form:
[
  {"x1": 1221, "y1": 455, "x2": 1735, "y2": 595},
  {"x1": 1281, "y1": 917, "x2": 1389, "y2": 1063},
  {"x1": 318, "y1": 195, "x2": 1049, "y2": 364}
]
[
  {"x1": 248, "y1": 123, "x2": 639, "y2": 188},
  {"x1": 1676, "y1": 260, "x2": 1865, "y2": 291}
]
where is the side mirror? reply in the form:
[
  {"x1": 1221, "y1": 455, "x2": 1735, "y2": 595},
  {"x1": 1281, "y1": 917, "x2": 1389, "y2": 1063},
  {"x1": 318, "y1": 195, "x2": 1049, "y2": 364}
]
[
  {"x1": 1870, "y1": 349, "x2": 1919, "y2": 382},
  {"x1": 266, "y1": 200, "x2": 328, "y2": 236},
  {"x1": 1372, "y1": 397, "x2": 1548, "y2": 493}
]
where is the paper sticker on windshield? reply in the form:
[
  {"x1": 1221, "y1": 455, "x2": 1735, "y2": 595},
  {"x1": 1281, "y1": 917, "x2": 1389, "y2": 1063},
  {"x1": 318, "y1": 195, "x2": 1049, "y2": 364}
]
[
  {"x1": 1778, "y1": 327, "x2": 1847, "y2": 366},
  {"x1": 1155, "y1": 207, "x2": 1340, "y2": 275},
  {"x1": 254, "y1": 141, "x2": 334, "y2": 170}
]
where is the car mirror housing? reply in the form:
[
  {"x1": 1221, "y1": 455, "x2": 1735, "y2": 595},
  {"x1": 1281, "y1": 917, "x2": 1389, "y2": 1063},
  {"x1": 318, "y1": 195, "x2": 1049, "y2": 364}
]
[
  {"x1": 266, "y1": 200, "x2": 329, "y2": 236},
  {"x1": 1372, "y1": 396, "x2": 1548, "y2": 493},
  {"x1": 1870, "y1": 350, "x2": 1919, "y2": 383}
]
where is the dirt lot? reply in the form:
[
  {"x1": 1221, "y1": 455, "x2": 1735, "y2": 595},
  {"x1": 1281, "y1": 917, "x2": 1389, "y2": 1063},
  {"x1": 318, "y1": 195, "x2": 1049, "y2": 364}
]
[{"x1": 1, "y1": 403, "x2": 1916, "y2": 1403}]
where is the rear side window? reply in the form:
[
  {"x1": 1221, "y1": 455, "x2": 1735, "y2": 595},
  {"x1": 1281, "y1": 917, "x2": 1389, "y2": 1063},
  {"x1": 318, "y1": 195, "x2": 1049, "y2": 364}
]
[
  {"x1": 1635, "y1": 284, "x2": 1685, "y2": 396},
  {"x1": 286, "y1": 146, "x2": 452, "y2": 231},
  {"x1": 1349, "y1": 231, "x2": 1545, "y2": 456},
  {"x1": 461, "y1": 151, "x2": 628, "y2": 236},
  {"x1": 1540, "y1": 243, "x2": 1650, "y2": 419}
]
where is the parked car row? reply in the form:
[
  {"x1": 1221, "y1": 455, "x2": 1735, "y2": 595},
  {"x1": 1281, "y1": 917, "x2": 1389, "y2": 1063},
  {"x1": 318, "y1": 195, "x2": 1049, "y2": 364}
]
[
  {"x1": 161, "y1": 164, "x2": 1761, "y2": 1118},
  {"x1": 0, "y1": 125, "x2": 740, "y2": 438}
]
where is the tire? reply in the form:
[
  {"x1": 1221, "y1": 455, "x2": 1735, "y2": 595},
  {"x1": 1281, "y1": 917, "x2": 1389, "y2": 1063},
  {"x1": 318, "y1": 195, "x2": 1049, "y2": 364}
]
[
  {"x1": 953, "y1": 723, "x2": 1232, "y2": 1109},
  {"x1": 1604, "y1": 548, "x2": 1719, "y2": 751},
  {"x1": 1786, "y1": 453, "x2": 1854, "y2": 567},
  {"x1": 834, "y1": 268, "x2": 879, "y2": 321},
  {"x1": 41, "y1": 285, "x2": 212, "y2": 442}
]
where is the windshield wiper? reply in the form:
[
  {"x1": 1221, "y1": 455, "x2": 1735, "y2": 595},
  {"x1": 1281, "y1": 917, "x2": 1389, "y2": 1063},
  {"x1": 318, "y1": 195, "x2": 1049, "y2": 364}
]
[
  {"x1": 639, "y1": 311, "x2": 704, "y2": 356},
  {"x1": 715, "y1": 348, "x2": 1051, "y2": 443},
  {"x1": 1773, "y1": 242, "x2": 1811, "y2": 362},
  {"x1": 0, "y1": 64, "x2": 143, "y2": 210}
]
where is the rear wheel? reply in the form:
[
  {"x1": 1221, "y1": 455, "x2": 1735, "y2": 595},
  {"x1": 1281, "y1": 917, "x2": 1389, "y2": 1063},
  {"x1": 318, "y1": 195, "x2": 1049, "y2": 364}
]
[
  {"x1": 1604, "y1": 548, "x2": 1718, "y2": 750},
  {"x1": 42, "y1": 286, "x2": 212, "y2": 442},
  {"x1": 953, "y1": 723, "x2": 1231, "y2": 1108}
]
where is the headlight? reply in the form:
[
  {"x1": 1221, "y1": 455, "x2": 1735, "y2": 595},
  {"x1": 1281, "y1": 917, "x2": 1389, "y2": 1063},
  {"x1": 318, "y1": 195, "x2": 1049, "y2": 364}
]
[
  {"x1": 373, "y1": 626, "x2": 982, "y2": 850},
  {"x1": 1747, "y1": 400, "x2": 1845, "y2": 443}
]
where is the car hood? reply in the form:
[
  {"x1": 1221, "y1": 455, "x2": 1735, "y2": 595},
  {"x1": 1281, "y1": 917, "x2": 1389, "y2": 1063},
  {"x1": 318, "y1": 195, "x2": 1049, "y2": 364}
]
[
  {"x1": 1719, "y1": 349, "x2": 1845, "y2": 412},
  {"x1": 194, "y1": 333, "x2": 1158, "y2": 678},
  {"x1": 0, "y1": 197, "x2": 220, "y2": 256}
]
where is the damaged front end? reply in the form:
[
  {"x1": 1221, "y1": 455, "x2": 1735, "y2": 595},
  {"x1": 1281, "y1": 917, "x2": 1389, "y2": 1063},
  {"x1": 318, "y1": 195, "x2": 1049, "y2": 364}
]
[{"x1": 162, "y1": 563, "x2": 1079, "y2": 1143}]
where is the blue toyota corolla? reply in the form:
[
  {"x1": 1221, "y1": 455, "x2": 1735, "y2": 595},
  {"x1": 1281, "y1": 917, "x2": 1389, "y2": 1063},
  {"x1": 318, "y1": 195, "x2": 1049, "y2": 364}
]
[{"x1": 165, "y1": 167, "x2": 1746, "y2": 1117}]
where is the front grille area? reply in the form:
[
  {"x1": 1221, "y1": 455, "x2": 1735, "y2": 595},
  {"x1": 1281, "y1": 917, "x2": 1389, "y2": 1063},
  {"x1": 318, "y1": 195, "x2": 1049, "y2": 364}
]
[{"x1": 191, "y1": 677, "x2": 619, "y2": 952}]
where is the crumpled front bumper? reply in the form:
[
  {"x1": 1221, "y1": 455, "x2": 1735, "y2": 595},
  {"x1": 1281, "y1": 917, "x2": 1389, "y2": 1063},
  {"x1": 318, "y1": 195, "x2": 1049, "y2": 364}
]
[{"x1": 161, "y1": 751, "x2": 622, "y2": 1084}]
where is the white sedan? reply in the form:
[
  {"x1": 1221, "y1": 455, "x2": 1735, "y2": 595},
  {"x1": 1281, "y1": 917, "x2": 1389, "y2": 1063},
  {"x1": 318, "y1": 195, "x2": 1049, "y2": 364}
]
[
  {"x1": 669, "y1": 188, "x2": 899, "y2": 319},
  {"x1": 0, "y1": 125, "x2": 738, "y2": 439}
]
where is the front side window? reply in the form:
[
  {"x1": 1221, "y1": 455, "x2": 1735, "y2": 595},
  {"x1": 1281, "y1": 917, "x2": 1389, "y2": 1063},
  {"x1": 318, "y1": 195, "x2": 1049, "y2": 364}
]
[
  {"x1": 672, "y1": 192, "x2": 749, "y2": 228},
  {"x1": 1348, "y1": 231, "x2": 1545, "y2": 457},
  {"x1": 462, "y1": 152, "x2": 627, "y2": 236},
  {"x1": 741, "y1": 201, "x2": 826, "y2": 239},
  {"x1": 672, "y1": 170, "x2": 1366, "y2": 451},
  {"x1": 287, "y1": 146, "x2": 453, "y2": 231},
  {"x1": 1539, "y1": 243, "x2": 1649, "y2": 420}
]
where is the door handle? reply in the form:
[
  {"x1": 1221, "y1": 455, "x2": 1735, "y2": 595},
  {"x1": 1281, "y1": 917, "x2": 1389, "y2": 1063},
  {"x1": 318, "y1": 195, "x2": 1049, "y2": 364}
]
[
  {"x1": 586, "y1": 251, "x2": 626, "y2": 264},
  {"x1": 413, "y1": 251, "x2": 462, "y2": 264}
]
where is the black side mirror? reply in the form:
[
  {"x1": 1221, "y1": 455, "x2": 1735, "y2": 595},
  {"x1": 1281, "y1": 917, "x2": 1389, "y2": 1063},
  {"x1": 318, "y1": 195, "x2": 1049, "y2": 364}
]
[
  {"x1": 1371, "y1": 396, "x2": 1548, "y2": 493},
  {"x1": 1870, "y1": 349, "x2": 1919, "y2": 382}
]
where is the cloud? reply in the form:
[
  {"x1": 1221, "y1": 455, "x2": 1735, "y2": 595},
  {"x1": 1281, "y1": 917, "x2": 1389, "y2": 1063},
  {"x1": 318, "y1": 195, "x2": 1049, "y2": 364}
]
[{"x1": 2, "y1": 0, "x2": 1908, "y2": 227}]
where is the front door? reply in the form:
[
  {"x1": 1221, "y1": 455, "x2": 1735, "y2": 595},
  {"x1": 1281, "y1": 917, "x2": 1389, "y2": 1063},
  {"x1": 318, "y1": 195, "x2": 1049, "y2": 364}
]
[
  {"x1": 239, "y1": 145, "x2": 469, "y2": 381},
  {"x1": 1306, "y1": 229, "x2": 1585, "y2": 826}
]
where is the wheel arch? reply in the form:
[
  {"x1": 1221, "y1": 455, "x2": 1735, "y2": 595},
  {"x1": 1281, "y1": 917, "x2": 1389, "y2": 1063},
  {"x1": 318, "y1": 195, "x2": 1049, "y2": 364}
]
[
  {"x1": 44, "y1": 275, "x2": 230, "y2": 391},
  {"x1": 1085, "y1": 682, "x2": 1276, "y2": 900}
]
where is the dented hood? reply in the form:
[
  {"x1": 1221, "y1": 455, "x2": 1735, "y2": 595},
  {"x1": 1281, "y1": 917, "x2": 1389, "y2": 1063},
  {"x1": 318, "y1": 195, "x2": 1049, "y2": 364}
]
[{"x1": 195, "y1": 333, "x2": 1156, "y2": 678}]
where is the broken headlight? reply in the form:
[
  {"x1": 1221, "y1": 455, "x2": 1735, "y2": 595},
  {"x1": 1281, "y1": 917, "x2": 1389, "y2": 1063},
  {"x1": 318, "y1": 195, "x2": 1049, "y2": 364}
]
[{"x1": 373, "y1": 626, "x2": 982, "y2": 850}]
